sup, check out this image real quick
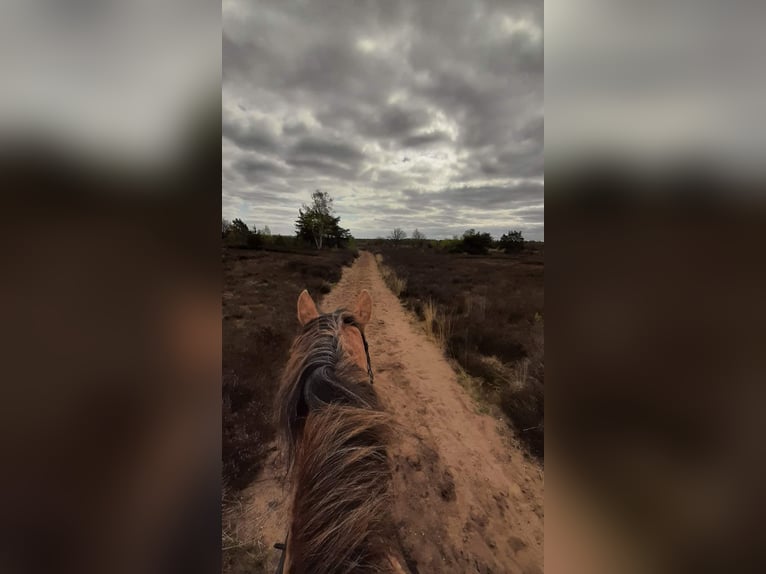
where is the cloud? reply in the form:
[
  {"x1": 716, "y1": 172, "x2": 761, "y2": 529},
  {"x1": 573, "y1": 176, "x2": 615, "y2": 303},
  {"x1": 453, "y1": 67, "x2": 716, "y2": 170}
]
[
  {"x1": 223, "y1": 115, "x2": 280, "y2": 154},
  {"x1": 222, "y1": 0, "x2": 544, "y2": 239},
  {"x1": 402, "y1": 182, "x2": 544, "y2": 210},
  {"x1": 402, "y1": 131, "x2": 452, "y2": 148},
  {"x1": 231, "y1": 156, "x2": 287, "y2": 181},
  {"x1": 288, "y1": 136, "x2": 365, "y2": 168}
]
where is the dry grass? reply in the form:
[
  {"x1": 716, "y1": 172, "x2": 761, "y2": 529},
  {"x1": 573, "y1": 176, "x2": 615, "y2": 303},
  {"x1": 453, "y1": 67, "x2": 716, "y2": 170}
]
[
  {"x1": 222, "y1": 487, "x2": 268, "y2": 574},
  {"x1": 373, "y1": 245, "x2": 544, "y2": 458},
  {"x1": 499, "y1": 356, "x2": 544, "y2": 455},
  {"x1": 422, "y1": 298, "x2": 437, "y2": 338},
  {"x1": 423, "y1": 297, "x2": 453, "y2": 349},
  {"x1": 375, "y1": 254, "x2": 408, "y2": 296}
]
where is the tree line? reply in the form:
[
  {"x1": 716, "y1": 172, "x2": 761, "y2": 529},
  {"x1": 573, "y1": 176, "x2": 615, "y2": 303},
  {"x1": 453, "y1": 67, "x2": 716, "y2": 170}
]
[
  {"x1": 222, "y1": 190, "x2": 354, "y2": 251},
  {"x1": 387, "y1": 227, "x2": 525, "y2": 254},
  {"x1": 223, "y1": 189, "x2": 526, "y2": 254}
]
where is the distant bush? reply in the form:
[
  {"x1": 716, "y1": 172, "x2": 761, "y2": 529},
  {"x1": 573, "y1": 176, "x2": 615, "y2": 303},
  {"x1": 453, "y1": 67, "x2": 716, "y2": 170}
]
[
  {"x1": 460, "y1": 229, "x2": 494, "y2": 254},
  {"x1": 273, "y1": 234, "x2": 286, "y2": 247},
  {"x1": 387, "y1": 227, "x2": 407, "y2": 246},
  {"x1": 498, "y1": 230, "x2": 524, "y2": 253},
  {"x1": 441, "y1": 229, "x2": 495, "y2": 254},
  {"x1": 442, "y1": 238, "x2": 463, "y2": 253},
  {"x1": 224, "y1": 218, "x2": 248, "y2": 247},
  {"x1": 224, "y1": 218, "x2": 263, "y2": 249},
  {"x1": 247, "y1": 229, "x2": 262, "y2": 249}
]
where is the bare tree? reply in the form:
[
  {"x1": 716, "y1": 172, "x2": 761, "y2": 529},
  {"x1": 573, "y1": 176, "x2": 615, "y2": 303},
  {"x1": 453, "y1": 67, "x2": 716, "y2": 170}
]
[
  {"x1": 388, "y1": 227, "x2": 407, "y2": 246},
  {"x1": 412, "y1": 229, "x2": 425, "y2": 241}
]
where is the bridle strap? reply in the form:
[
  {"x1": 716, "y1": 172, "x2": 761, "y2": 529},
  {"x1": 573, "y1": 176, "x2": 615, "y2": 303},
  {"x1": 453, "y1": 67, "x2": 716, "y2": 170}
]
[
  {"x1": 361, "y1": 330, "x2": 374, "y2": 384},
  {"x1": 273, "y1": 535, "x2": 288, "y2": 574}
]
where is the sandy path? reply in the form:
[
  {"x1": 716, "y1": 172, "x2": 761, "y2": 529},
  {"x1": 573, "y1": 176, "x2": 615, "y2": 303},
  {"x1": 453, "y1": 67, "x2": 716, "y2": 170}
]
[{"x1": 241, "y1": 251, "x2": 543, "y2": 573}]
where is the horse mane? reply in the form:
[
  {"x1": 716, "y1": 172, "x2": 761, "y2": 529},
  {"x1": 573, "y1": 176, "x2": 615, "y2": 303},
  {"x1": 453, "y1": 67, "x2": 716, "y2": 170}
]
[
  {"x1": 277, "y1": 309, "x2": 380, "y2": 467},
  {"x1": 276, "y1": 309, "x2": 399, "y2": 574}
]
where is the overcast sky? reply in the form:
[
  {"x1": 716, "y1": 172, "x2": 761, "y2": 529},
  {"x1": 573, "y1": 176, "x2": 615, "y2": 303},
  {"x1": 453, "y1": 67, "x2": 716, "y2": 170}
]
[{"x1": 222, "y1": 0, "x2": 543, "y2": 240}]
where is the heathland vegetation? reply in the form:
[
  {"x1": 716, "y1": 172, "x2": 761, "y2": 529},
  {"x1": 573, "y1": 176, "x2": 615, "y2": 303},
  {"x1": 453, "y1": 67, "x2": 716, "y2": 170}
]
[
  {"x1": 223, "y1": 191, "x2": 359, "y2": 572},
  {"x1": 223, "y1": 190, "x2": 543, "y2": 572},
  {"x1": 362, "y1": 229, "x2": 544, "y2": 458}
]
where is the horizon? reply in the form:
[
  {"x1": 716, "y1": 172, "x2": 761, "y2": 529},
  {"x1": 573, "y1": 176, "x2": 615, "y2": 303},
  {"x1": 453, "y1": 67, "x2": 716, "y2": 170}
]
[
  {"x1": 223, "y1": 214, "x2": 541, "y2": 242},
  {"x1": 234, "y1": 219, "x2": 545, "y2": 242}
]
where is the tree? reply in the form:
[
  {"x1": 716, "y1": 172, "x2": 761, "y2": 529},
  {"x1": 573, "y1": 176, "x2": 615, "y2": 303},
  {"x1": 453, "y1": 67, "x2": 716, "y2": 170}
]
[
  {"x1": 247, "y1": 226, "x2": 262, "y2": 249},
  {"x1": 498, "y1": 230, "x2": 524, "y2": 253},
  {"x1": 327, "y1": 224, "x2": 352, "y2": 248},
  {"x1": 222, "y1": 218, "x2": 231, "y2": 239},
  {"x1": 222, "y1": 218, "x2": 262, "y2": 249},
  {"x1": 412, "y1": 228, "x2": 425, "y2": 241},
  {"x1": 388, "y1": 227, "x2": 407, "y2": 246},
  {"x1": 262, "y1": 225, "x2": 271, "y2": 236},
  {"x1": 226, "y1": 218, "x2": 250, "y2": 247},
  {"x1": 460, "y1": 229, "x2": 494, "y2": 255},
  {"x1": 295, "y1": 190, "x2": 351, "y2": 249}
]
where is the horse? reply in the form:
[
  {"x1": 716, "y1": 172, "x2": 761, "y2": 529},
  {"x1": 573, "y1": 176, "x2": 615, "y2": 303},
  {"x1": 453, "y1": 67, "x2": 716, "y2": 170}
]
[{"x1": 274, "y1": 288, "x2": 408, "y2": 574}]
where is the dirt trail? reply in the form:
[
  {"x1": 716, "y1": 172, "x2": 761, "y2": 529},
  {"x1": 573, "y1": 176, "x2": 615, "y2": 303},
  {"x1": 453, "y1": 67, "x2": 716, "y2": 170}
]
[{"x1": 241, "y1": 251, "x2": 543, "y2": 573}]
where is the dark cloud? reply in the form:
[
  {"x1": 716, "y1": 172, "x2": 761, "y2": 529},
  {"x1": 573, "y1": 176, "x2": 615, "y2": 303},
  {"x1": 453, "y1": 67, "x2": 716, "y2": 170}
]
[
  {"x1": 223, "y1": 0, "x2": 543, "y2": 238},
  {"x1": 402, "y1": 131, "x2": 452, "y2": 148},
  {"x1": 282, "y1": 119, "x2": 310, "y2": 136},
  {"x1": 222, "y1": 33, "x2": 248, "y2": 79},
  {"x1": 288, "y1": 136, "x2": 365, "y2": 168},
  {"x1": 285, "y1": 157, "x2": 359, "y2": 180},
  {"x1": 403, "y1": 182, "x2": 543, "y2": 210},
  {"x1": 223, "y1": 116, "x2": 280, "y2": 153},
  {"x1": 231, "y1": 156, "x2": 287, "y2": 181},
  {"x1": 379, "y1": 105, "x2": 431, "y2": 138}
]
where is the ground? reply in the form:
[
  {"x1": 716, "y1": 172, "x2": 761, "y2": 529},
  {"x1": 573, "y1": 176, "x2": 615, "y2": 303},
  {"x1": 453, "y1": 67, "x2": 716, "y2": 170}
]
[
  {"x1": 232, "y1": 251, "x2": 544, "y2": 574},
  {"x1": 372, "y1": 244, "x2": 545, "y2": 458}
]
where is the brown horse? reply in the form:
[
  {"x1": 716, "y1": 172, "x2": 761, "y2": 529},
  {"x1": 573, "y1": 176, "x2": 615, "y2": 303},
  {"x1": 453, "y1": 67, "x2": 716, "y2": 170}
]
[{"x1": 275, "y1": 289, "x2": 408, "y2": 574}]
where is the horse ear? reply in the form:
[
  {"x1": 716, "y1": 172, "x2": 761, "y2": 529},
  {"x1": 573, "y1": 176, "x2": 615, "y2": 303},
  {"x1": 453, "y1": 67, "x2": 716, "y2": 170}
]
[
  {"x1": 387, "y1": 554, "x2": 409, "y2": 574},
  {"x1": 297, "y1": 289, "x2": 319, "y2": 325},
  {"x1": 353, "y1": 289, "x2": 373, "y2": 328}
]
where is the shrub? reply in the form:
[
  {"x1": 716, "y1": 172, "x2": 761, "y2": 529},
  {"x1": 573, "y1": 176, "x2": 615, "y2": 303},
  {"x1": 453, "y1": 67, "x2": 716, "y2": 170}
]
[
  {"x1": 499, "y1": 371, "x2": 544, "y2": 457},
  {"x1": 247, "y1": 229, "x2": 262, "y2": 249},
  {"x1": 460, "y1": 229, "x2": 494, "y2": 255},
  {"x1": 224, "y1": 219, "x2": 264, "y2": 250},
  {"x1": 498, "y1": 230, "x2": 524, "y2": 253},
  {"x1": 225, "y1": 218, "x2": 250, "y2": 248}
]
